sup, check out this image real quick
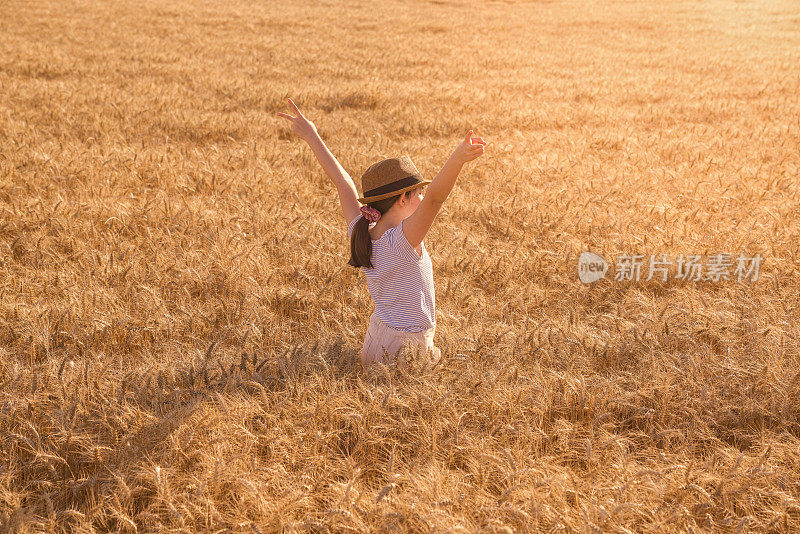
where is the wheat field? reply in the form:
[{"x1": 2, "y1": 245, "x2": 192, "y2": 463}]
[{"x1": 1, "y1": 0, "x2": 799, "y2": 531}]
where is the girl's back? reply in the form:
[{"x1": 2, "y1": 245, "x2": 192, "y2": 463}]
[{"x1": 348, "y1": 214, "x2": 435, "y2": 333}]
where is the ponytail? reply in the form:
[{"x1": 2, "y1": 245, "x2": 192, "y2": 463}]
[
  {"x1": 349, "y1": 215, "x2": 374, "y2": 268},
  {"x1": 348, "y1": 192, "x2": 406, "y2": 269}
]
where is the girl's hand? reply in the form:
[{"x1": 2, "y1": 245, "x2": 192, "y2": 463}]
[
  {"x1": 450, "y1": 130, "x2": 487, "y2": 165},
  {"x1": 275, "y1": 98, "x2": 319, "y2": 143}
]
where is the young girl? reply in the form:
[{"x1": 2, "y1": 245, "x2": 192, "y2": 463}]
[{"x1": 277, "y1": 98, "x2": 486, "y2": 368}]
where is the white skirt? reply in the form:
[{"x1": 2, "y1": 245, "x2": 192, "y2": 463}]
[{"x1": 361, "y1": 312, "x2": 441, "y2": 368}]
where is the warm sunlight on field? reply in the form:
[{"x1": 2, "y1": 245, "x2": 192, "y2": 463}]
[{"x1": 1, "y1": 0, "x2": 799, "y2": 531}]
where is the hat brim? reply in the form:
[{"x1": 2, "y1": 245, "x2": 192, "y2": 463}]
[{"x1": 358, "y1": 180, "x2": 432, "y2": 204}]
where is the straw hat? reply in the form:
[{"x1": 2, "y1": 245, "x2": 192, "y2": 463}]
[{"x1": 357, "y1": 156, "x2": 432, "y2": 203}]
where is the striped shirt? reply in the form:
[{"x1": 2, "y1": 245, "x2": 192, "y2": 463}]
[{"x1": 348, "y1": 214, "x2": 436, "y2": 333}]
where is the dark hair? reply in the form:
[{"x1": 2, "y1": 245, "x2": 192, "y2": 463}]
[{"x1": 349, "y1": 188, "x2": 419, "y2": 269}]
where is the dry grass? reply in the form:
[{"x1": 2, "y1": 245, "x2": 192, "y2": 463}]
[{"x1": 1, "y1": 0, "x2": 800, "y2": 531}]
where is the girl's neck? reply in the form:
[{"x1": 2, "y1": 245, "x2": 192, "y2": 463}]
[
  {"x1": 369, "y1": 212, "x2": 403, "y2": 241},
  {"x1": 373, "y1": 207, "x2": 409, "y2": 232}
]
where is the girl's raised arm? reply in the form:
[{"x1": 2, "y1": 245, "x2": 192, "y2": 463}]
[
  {"x1": 276, "y1": 98, "x2": 362, "y2": 225},
  {"x1": 401, "y1": 130, "x2": 486, "y2": 250}
]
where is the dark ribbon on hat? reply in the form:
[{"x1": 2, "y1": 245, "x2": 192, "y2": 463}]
[{"x1": 362, "y1": 174, "x2": 423, "y2": 198}]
